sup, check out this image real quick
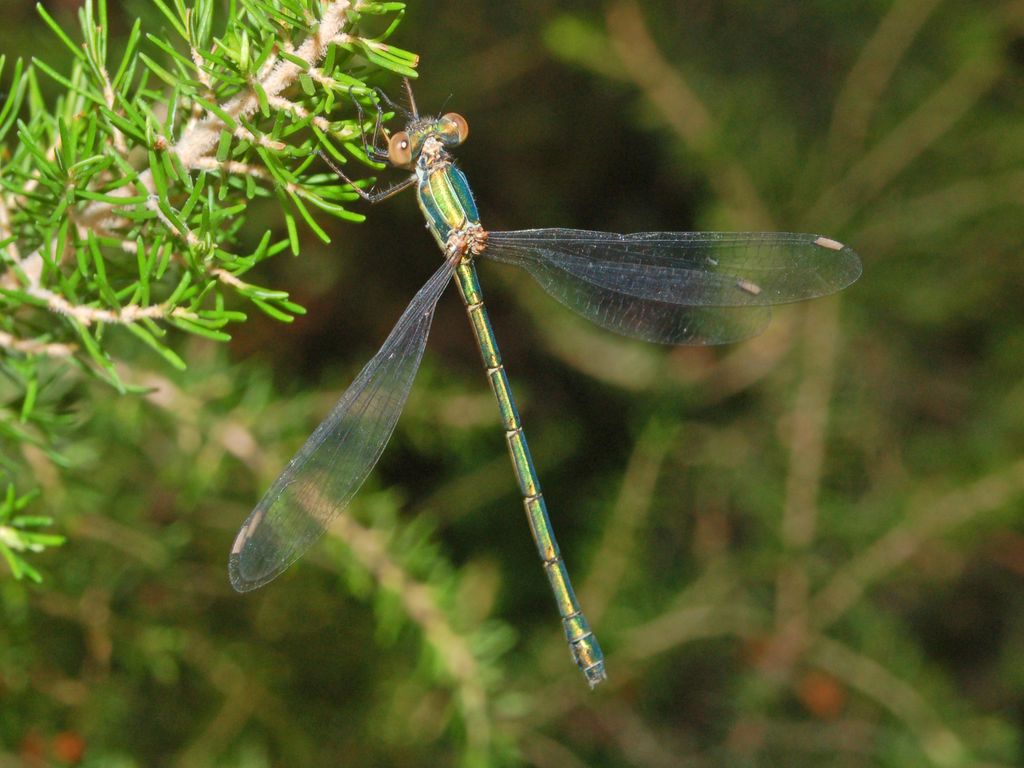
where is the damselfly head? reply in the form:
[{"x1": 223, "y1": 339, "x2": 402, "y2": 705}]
[{"x1": 387, "y1": 113, "x2": 470, "y2": 169}]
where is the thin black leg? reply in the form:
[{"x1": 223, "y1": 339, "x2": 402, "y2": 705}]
[
  {"x1": 347, "y1": 87, "x2": 390, "y2": 164},
  {"x1": 317, "y1": 150, "x2": 416, "y2": 204}
]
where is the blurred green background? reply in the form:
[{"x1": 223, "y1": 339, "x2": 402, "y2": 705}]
[{"x1": 3, "y1": 0, "x2": 1024, "y2": 766}]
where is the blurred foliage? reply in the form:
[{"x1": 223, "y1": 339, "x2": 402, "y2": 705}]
[{"x1": 2, "y1": 0, "x2": 1024, "y2": 767}]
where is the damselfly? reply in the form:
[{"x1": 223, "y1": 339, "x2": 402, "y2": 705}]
[{"x1": 229, "y1": 81, "x2": 861, "y2": 687}]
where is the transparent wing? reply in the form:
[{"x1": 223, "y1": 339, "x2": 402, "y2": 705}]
[
  {"x1": 229, "y1": 260, "x2": 455, "y2": 592},
  {"x1": 482, "y1": 230, "x2": 861, "y2": 344}
]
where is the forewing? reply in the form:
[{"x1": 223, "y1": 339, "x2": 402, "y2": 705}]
[
  {"x1": 482, "y1": 230, "x2": 861, "y2": 345},
  {"x1": 229, "y1": 260, "x2": 455, "y2": 591}
]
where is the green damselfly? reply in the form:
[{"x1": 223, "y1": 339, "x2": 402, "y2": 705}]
[{"x1": 229, "y1": 82, "x2": 861, "y2": 687}]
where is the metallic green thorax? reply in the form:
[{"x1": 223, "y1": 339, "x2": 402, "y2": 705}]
[
  {"x1": 409, "y1": 122, "x2": 606, "y2": 686},
  {"x1": 415, "y1": 149, "x2": 479, "y2": 251}
]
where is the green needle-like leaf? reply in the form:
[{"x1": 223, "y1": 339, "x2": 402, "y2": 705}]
[{"x1": 1, "y1": 0, "x2": 415, "y2": 585}]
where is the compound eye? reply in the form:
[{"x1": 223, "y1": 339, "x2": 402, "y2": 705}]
[
  {"x1": 388, "y1": 131, "x2": 413, "y2": 167},
  {"x1": 443, "y1": 113, "x2": 469, "y2": 144}
]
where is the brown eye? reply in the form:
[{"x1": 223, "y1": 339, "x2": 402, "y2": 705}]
[
  {"x1": 443, "y1": 113, "x2": 469, "y2": 144},
  {"x1": 388, "y1": 131, "x2": 412, "y2": 167}
]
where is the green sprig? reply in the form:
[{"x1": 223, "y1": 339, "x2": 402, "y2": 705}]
[{"x1": 0, "y1": 0, "x2": 418, "y2": 582}]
